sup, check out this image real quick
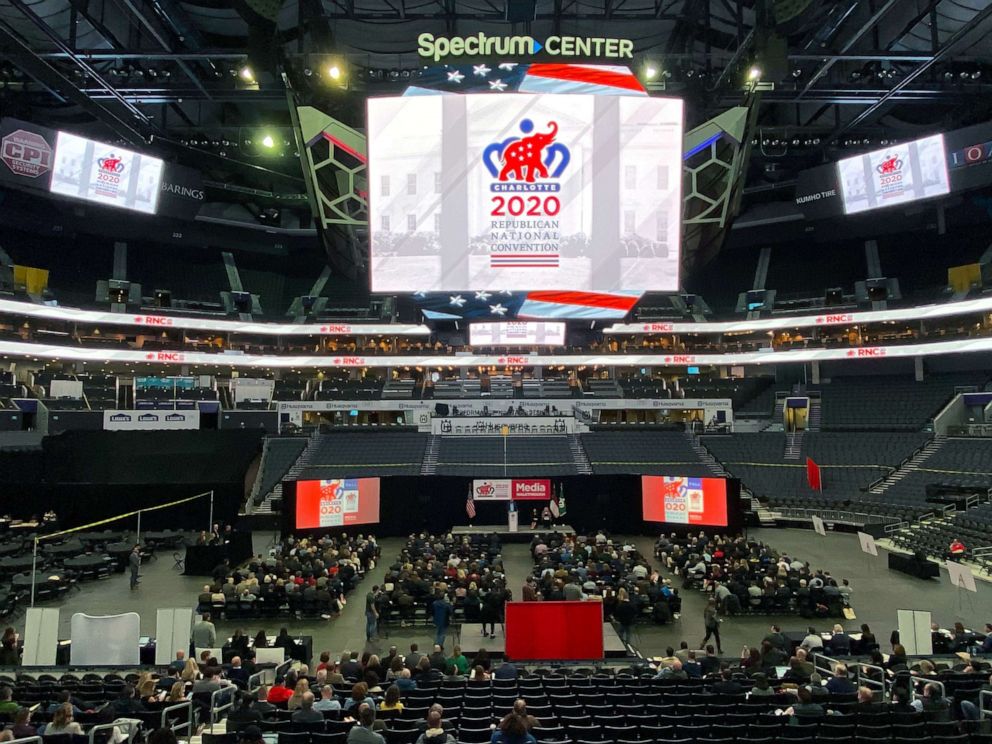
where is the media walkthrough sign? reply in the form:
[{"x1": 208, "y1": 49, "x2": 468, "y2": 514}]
[{"x1": 472, "y1": 479, "x2": 551, "y2": 501}]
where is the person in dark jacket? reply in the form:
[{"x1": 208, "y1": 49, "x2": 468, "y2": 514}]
[
  {"x1": 481, "y1": 585, "x2": 507, "y2": 640},
  {"x1": 490, "y1": 713, "x2": 536, "y2": 744},
  {"x1": 700, "y1": 598, "x2": 723, "y2": 654},
  {"x1": 613, "y1": 588, "x2": 638, "y2": 645},
  {"x1": 112, "y1": 685, "x2": 145, "y2": 715}
]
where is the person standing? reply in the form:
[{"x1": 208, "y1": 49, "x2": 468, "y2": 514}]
[
  {"x1": 700, "y1": 597, "x2": 723, "y2": 654},
  {"x1": 365, "y1": 585, "x2": 380, "y2": 642},
  {"x1": 613, "y1": 588, "x2": 638, "y2": 645},
  {"x1": 432, "y1": 594, "x2": 453, "y2": 648},
  {"x1": 129, "y1": 545, "x2": 141, "y2": 590},
  {"x1": 192, "y1": 613, "x2": 217, "y2": 651}
]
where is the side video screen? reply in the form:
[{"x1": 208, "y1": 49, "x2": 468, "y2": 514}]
[
  {"x1": 295, "y1": 478, "x2": 381, "y2": 529},
  {"x1": 642, "y1": 476, "x2": 729, "y2": 527}
]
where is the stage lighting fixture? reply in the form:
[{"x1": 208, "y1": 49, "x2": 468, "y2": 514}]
[
  {"x1": 239, "y1": 66, "x2": 255, "y2": 82},
  {"x1": 644, "y1": 65, "x2": 658, "y2": 80},
  {"x1": 154, "y1": 290, "x2": 172, "y2": 308},
  {"x1": 328, "y1": 64, "x2": 342, "y2": 80},
  {"x1": 747, "y1": 66, "x2": 762, "y2": 81},
  {"x1": 261, "y1": 134, "x2": 275, "y2": 148}
]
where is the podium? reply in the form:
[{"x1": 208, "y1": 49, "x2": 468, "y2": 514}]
[{"x1": 508, "y1": 510, "x2": 518, "y2": 533}]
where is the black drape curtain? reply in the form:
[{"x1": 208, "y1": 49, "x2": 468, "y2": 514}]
[{"x1": 1, "y1": 431, "x2": 263, "y2": 528}]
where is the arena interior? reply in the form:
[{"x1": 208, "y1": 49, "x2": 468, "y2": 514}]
[{"x1": 3, "y1": 1, "x2": 992, "y2": 743}]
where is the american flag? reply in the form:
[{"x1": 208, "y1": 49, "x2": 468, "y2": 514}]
[{"x1": 465, "y1": 491, "x2": 476, "y2": 519}]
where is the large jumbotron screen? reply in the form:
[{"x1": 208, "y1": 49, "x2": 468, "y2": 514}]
[
  {"x1": 367, "y1": 93, "x2": 683, "y2": 292},
  {"x1": 294, "y1": 478, "x2": 381, "y2": 529},
  {"x1": 641, "y1": 476, "x2": 732, "y2": 527}
]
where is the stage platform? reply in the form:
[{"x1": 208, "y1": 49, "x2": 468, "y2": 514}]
[
  {"x1": 455, "y1": 621, "x2": 629, "y2": 659},
  {"x1": 453, "y1": 524, "x2": 575, "y2": 542}
]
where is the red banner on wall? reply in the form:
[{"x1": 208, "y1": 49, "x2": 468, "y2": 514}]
[{"x1": 806, "y1": 457, "x2": 822, "y2": 491}]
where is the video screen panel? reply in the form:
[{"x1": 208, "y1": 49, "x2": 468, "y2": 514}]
[
  {"x1": 837, "y1": 134, "x2": 949, "y2": 215},
  {"x1": 469, "y1": 321, "x2": 565, "y2": 346},
  {"x1": 295, "y1": 478, "x2": 381, "y2": 529},
  {"x1": 642, "y1": 476, "x2": 729, "y2": 527},
  {"x1": 367, "y1": 93, "x2": 683, "y2": 292},
  {"x1": 50, "y1": 131, "x2": 163, "y2": 214}
]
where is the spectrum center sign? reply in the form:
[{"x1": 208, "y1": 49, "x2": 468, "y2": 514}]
[{"x1": 418, "y1": 33, "x2": 633, "y2": 62}]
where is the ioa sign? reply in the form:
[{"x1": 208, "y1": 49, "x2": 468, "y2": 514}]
[{"x1": 418, "y1": 33, "x2": 633, "y2": 62}]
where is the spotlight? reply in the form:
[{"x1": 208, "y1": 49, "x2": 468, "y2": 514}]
[
  {"x1": 792, "y1": 68, "x2": 803, "y2": 78},
  {"x1": 747, "y1": 66, "x2": 762, "y2": 81},
  {"x1": 328, "y1": 64, "x2": 341, "y2": 80},
  {"x1": 973, "y1": 70, "x2": 982, "y2": 80},
  {"x1": 304, "y1": 67, "x2": 313, "y2": 77},
  {"x1": 944, "y1": 71, "x2": 954, "y2": 81},
  {"x1": 261, "y1": 134, "x2": 275, "y2": 148},
  {"x1": 960, "y1": 71, "x2": 970, "y2": 80},
  {"x1": 239, "y1": 66, "x2": 255, "y2": 82},
  {"x1": 644, "y1": 65, "x2": 658, "y2": 80}
]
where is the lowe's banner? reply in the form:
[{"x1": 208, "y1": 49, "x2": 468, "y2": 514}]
[
  {"x1": 103, "y1": 409, "x2": 200, "y2": 431},
  {"x1": 472, "y1": 478, "x2": 552, "y2": 501}
]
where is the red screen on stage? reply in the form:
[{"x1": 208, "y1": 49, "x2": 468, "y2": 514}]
[
  {"x1": 505, "y1": 601, "x2": 604, "y2": 660},
  {"x1": 295, "y1": 478, "x2": 381, "y2": 529},
  {"x1": 641, "y1": 476, "x2": 729, "y2": 527}
]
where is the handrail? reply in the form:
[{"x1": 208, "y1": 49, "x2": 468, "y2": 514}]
[
  {"x1": 8, "y1": 737, "x2": 43, "y2": 744},
  {"x1": 907, "y1": 675, "x2": 946, "y2": 703},
  {"x1": 161, "y1": 700, "x2": 195, "y2": 740},
  {"x1": 208, "y1": 686, "x2": 236, "y2": 731},
  {"x1": 979, "y1": 688, "x2": 992, "y2": 718},
  {"x1": 247, "y1": 670, "x2": 266, "y2": 690},
  {"x1": 854, "y1": 661, "x2": 886, "y2": 693},
  {"x1": 810, "y1": 652, "x2": 839, "y2": 679},
  {"x1": 88, "y1": 721, "x2": 139, "y2": 744},
  {"x1": 275, "y1": 658, "x2": 293, "y2": 680}
]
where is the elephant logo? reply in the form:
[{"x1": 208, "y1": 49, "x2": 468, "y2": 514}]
[
  {"x1": 876, "y1": 155, "x2": 903, "y2": 175},
  {"x1": 482, "y1": 118, "x2": 570, "y2": 183}
]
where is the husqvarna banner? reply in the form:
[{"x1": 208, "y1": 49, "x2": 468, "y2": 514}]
[
  {"x1": 367, "y1": 93, "x2": 683, "y2": 292},
  {"x1": 103, "y1": 409, "x2": 200, "y2": 431},
  {"x1": 473, "y1": 479, "x2": 552, "y2": 501}
]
